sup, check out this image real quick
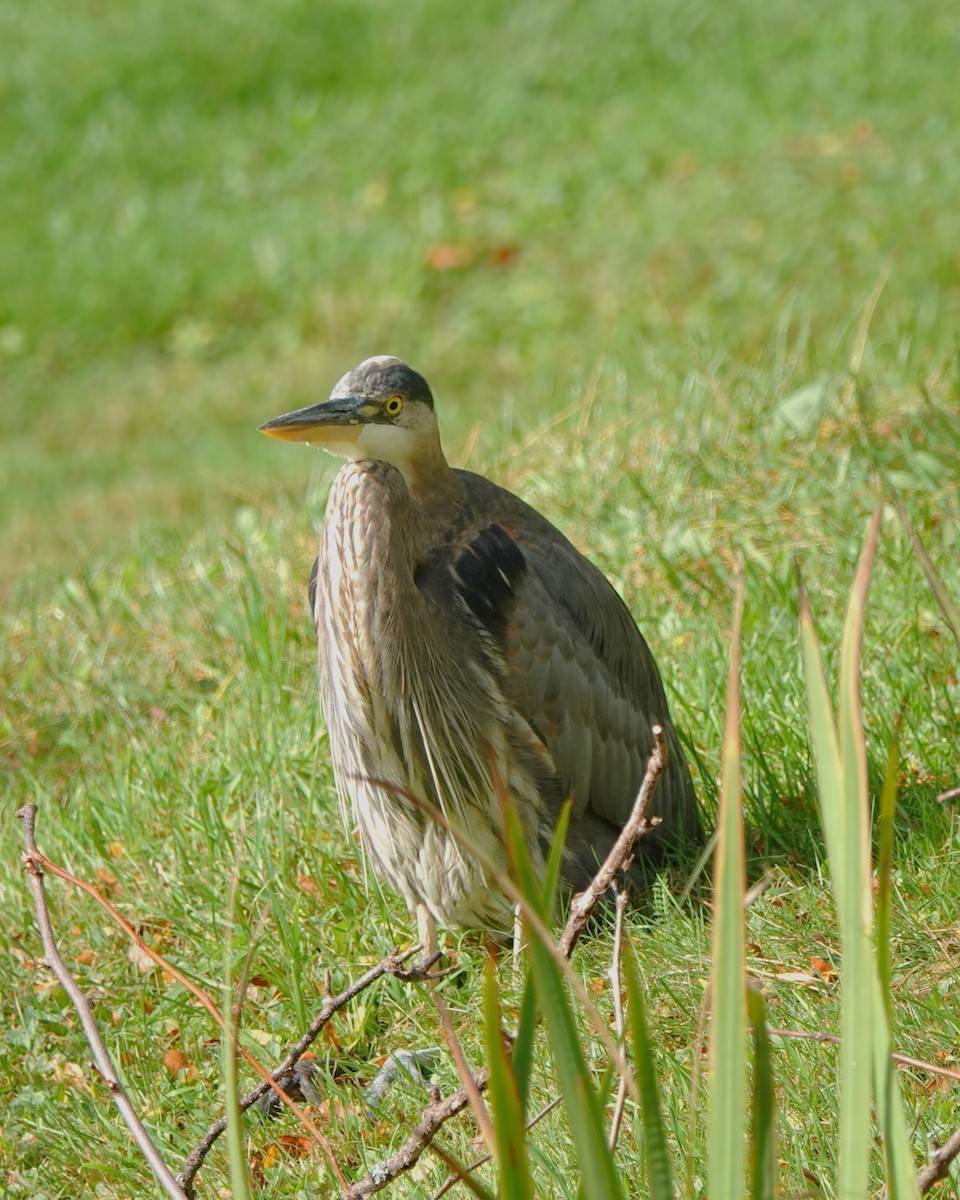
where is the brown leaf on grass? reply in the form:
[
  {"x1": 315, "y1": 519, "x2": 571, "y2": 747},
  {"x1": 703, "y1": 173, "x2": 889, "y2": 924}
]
[
  {"x1": 106, "y1": 840, "x2": 125, "y2": 858},
  {"x1": 72, "y1": 948, "x2": 96, "y2": 966},
  {"x1": 491, "y1": 243, "x2": 519, "y2": 266},
  {"x1": 298, "y1": 874, "x2": 321, "y2": 896},
  {"x1": 54, "y1": 1060, "x2": 94, "y2": 1093},
  {"x1": 96, "y1": 868, "x2": 120, "y2": 896},
  {"x1": 426, "y1": 242, "x2": 475, "y2": 271},
  {"x1": 162, "y1": 1047, "x2": 197, "y2": 1080},
  {"x1": 257, "y1": 1135, "x2": 315, "y2": 1175},
  {"x1": 809, "y1": 956, "x2": 836, "y2": 982}
]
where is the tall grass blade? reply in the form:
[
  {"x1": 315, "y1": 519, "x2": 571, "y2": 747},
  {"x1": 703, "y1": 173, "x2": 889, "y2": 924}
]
[
  {"x1": 875, "y1": 718, "x2": 901, "y2": 1021},
  {"x1": 623, "y1": 937, "x2": 674, "y2": 1200},
  {"x1": 512, "y1": 800, "x2": 572, "y2": 1110},
  {"x1": 874, "y1": 720, "x2": 921, "y2": 1199},
  {"x1": 482, "y1": 959, "x2": 534, "y2": 1200},
  {"x1": 800, "y1": 512, "x2": 880, "y2": 1200},
  {"x1": 895, "y1": 497, "x2": 960, "y2": 653},
  {"x1": 747, "y1": 985, "x2": 778, "y2": 1200},
  {"x1": 835, "y1": 509, "x2": 881, "y2": 1200},
  {"x1": 222, "y1": 950, "x2": 252, "y2": 1200},
  {"x1": 527, "y1": 931, "x2": 626, "y2": 1200},
  {"x1": 707, "y1": 570, "x2": 747, "y2": 1200},
  {"x1": 503, "y1": 806, "x2": 626, "y2": 1200},
  {"x1": 871, "y1": 977, "x2": 921, "y2": 1200}
]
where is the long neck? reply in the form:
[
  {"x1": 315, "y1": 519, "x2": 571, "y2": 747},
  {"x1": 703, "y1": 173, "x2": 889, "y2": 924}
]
[{"x1": 405, "y1": 447, "x2": 464, "y2": 556}]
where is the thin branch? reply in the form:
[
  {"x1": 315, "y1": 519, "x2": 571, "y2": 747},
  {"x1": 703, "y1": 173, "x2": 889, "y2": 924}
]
[
  {"x1": 558, "y1": 725, "x2": 667, "y2": 958},
  {"x1": 179, "y1": 947, "x2": 436, "y2": 1195},
  {"x1": 430, "y1": 1096, "x2": 563, "y2": 1200},
  {"x1": 337, "y1": 1069, "x2": 491, "y2": 1199},
  {"x1": 937, "y1": 784, "x2": 960, "y2": 805},
  {"x1": 18, "y1": 802, "x2": 437, "y2": 1196},
  {"x1": 17, "y1": 804, "x2": 189, "y2": 1200},
  {"x1": 430, "y1": 988, "x2": 496, "y2": 1151},
  {"x1": 20, "y1": 819, "x2": 349, "y2": 1190},
  {"x1": 362, "y1": 774, "x2": 641, "y2": 1100},
  {"x1": 764, "y1": 1026, "x2": 960, "y2": 1082},
  {"x1": 915, "y1": 1124, "x2": 960, "y2": 1194}
]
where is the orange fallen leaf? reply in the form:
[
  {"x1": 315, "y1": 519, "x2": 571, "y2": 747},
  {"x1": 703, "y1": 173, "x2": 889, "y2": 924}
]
[
  {"x1": 426, "y1": 242, "x2": 474, "y2": 271},
  {"x1": 162, "y1": 1048, "x2": 196, "y2": 1080},
  {"x1": 73, "y1": 948, "x2": 96, "y2": 966},
  {"x1": 96, "y1": 868, "x2": 120, "y2": 896}
]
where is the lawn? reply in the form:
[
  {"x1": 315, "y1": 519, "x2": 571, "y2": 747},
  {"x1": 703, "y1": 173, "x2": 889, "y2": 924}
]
[{"x1": 2, "y1": 0, "x2": 959, "y2": 1196}]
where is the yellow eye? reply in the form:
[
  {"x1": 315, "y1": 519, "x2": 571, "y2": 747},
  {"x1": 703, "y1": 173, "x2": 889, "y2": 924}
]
[{"x1": 384, "y1": 395, "x2": 404, "y2": 416}]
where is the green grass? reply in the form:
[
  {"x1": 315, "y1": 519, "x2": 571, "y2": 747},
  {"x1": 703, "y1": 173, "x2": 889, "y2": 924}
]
[{"x1": 2, "y1": 0, "x2": 960, "y2": 1195}]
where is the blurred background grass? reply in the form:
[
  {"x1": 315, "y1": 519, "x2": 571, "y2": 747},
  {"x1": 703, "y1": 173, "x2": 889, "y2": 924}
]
[
  {"x1": 2, "y1": 0, "x2": 958, "y2": 581},
  {"x1": 2, "y1": 0, "x2": 959, "y2": 1195}
]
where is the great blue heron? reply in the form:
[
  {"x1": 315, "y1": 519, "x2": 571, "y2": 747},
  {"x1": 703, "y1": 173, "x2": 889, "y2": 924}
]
[{"x1": 260, "y1": 356, "x2": 700, "y2": 950}]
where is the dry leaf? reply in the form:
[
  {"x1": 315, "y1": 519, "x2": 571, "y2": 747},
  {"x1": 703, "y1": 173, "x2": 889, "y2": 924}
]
[
  {"x1": 162, "y1": 1047, "x2": 196, "y2": 1080},
  {"x1": 96, "y1": 868, "x2": 121, "y2": 896},
  {"x1": 426, "y1": 242, "x2": 474, "y2": 271}
]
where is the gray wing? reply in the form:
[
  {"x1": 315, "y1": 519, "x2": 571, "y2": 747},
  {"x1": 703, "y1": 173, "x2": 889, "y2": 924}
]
[{"x1": 451, "y1": 471, "x2": 700, "y2": 873}]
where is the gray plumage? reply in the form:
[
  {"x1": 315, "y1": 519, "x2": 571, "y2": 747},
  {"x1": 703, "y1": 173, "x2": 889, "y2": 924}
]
[{"x1": 261, "y1": 357, "x2": 700, "y2": 938}]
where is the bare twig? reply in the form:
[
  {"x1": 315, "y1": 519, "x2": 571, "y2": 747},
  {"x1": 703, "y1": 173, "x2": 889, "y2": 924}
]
[
  {"x1": 344, "y1": 736, "x2": 669, "y2": 1198},
  {"x1": 17, "y1": 801, "x2": 438, "y2": 1196},
  {"x1": 363, "y1": 775, "x2": 640, "y2": 1096},
  {"x1": 17, "y1": 804, "x2": 189, "y2": 1200},
  {"x1": 430, "y1": 1096, "x2": 563, "y2": 1200},
  {"x1": 430, "y1": 988, "x2": 496, "y2": 1151},
  {"x1": 179, "y1": 947, "x2": 436, "y2": 1194},
  {"x1": 20, "y1": 813, "x2": 349, "y2": 1190},
  {"x1": 763, "y1": 1026, "x2": 960, "y2": 1083},
  {"x1": 337, "y1": 1069, "x2": 491, "y2": 1199},
  {"x1": 744, "y1": 869, "x2": 774, "y2": 909},
  {"x1": 559, "y1": 726, "x2": 667, "y2": 957},
  {"x1": 937, "y1": 784, "x2": 960, "y2": 805},
  {"x1": 915, "y1": 1124, "x2": 960, "y2": 1194}
]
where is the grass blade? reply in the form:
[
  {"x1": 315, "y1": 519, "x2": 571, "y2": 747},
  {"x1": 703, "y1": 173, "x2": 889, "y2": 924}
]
[
  {"x1": 797, "y1": 585, "x2": 844, "y2": 903},
  {"x1": 707, "y1": 570, "x2": 747, "y2": 1200},
  {"x1": 509, "y1": 802, "x2": 571, "y2": 1113},
  {"x1": 482, "y1": 959, "x2": 534, "y2": 1200},
  {"x1": 800, "y1": 511, "x2": 880, "y2": 1200},
  {"x1": 747, "y1": 985, "x2": 778, "y2": 1200},
  {"x1": 895, "y1": 496, "x2": 960, "y2": 653},
  {"x1": 527, "y1": 930, "x2": 626, "y2": 1200},
  {"x1": 875, "y1": 715, "x2": 901, "y2": 1022},
  {"x1": 503, "y1": 803, "x2": 626, "y2": 1200},
  {"x1": 623, "y1": 936, "x2": 675, "y2": 1200},
  {"x1": 872, "y1": 976, "x2": 921, "y2": 1200},
  {"x1": 834, "y1": 508, "x2": 880, "y2": 1200},
  {"x1": 873, "y1": 718, "x2": 920, "y2": 1199}
]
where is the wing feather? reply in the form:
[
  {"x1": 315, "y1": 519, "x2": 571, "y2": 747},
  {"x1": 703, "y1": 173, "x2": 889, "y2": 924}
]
[{"x1": 451, "y1": 470, "x2": 700, "y2": 857}]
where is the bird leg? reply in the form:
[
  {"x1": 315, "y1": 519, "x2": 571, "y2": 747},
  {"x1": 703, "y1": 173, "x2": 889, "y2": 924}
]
[
  {"x1": 511, "y1": 902, "x2": 524, "y2": 983},
  {"x1": 417, "y1": 903, "x2": 440, "y2": 988}
]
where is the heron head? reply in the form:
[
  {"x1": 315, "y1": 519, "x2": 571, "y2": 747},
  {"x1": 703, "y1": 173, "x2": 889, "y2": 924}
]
[{"x1": 259, "y1": 356, "x2": 443, "y2": 482}]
